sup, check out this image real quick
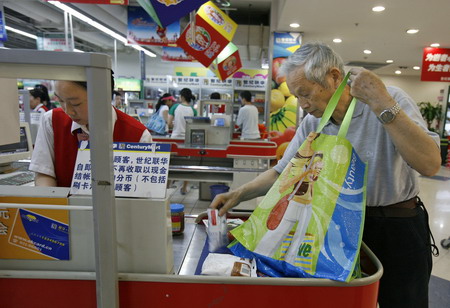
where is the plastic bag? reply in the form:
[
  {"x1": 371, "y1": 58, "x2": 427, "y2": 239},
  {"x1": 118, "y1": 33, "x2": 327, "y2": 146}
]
[
  {"x1": 207, "y1": 209, "x2": 229, "y2": 252},
  {"x1": 146, "y1": 112, "x2": 166, "y2": 135}
]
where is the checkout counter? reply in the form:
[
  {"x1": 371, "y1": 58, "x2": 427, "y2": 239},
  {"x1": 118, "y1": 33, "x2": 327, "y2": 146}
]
[{"x1": 154, "y1": 114, "x2": 277, "y2": 211}]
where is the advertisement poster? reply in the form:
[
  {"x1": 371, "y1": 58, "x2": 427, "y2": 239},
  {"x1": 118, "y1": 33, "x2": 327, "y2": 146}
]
[
  {"x1": 197, "y1": 1, "x2": 237, "y2": 42},
  {"x1": 176, "y1": 14, "x2": 229, "y2": 67},
  {"x1": 70, "y1": 142, "x2": 171, "y2": 199},
  {"x1": 0, "y1": 4, "x2": 7, "y2": 42},
  {"x1": 127, "y1": 6, "x2": 179, "y2": 47},
  {"x1": 421, "y1": 47, "x2": 450, "y2": 82},
  {"x1": 0, "y1": 196, "x2": 70, "y2": 260},
  {"x1": 173, "y1": 66, "x2": 210, "y2": 77},
  {"x1": 57, "y1": 0, "x2": 128, "y2": 4},
  {"x1": 162, "y1": 46, "x2": 196, "y2": 62},
  {"x1": 137, "y1": 0, "x2": 207, "y2": 28},
  {"x1": 36, "y1": 33, "x2": 71, "y2": 51},
  {"x1": 209, "y1": 42, "x2": 242, "y2": 80}
]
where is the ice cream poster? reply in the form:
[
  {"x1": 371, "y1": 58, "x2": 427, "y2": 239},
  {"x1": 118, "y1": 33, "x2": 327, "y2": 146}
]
[
  {"x1": 197, "y1": 1, "x2": 237, "y2": 42},
  {"x1": 70, "y1": 142, "x2": 171, "y2": 199},
  {"x1": 176, "y1": 14, "x2": 229, "y2": 67},
  {"x1": 127, "y1": 6, "x2": 180, "y2": 47},
  {"x1": 209, "y1": 42, "x2": 242, "y2": 80},
  {"x1": 136, "y1": 0, "x2": 207, "y2": 28},
  {"x1": 0, "y1": 196, "x2": 69, "y2": 260}
]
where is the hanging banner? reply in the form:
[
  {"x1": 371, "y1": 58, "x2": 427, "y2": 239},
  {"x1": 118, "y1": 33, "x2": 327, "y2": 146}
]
[
  {"x1": 162, "y1": 46, "x2": 197, "y2": 62},
  {"x1": 127, "y1": 6, "x2": 179, "y2": 47},
  {"x1": 176, "y1": 14, "x2": 229, "y2": 67},
  {"x1": 421, "y1": 47, "x2": 450, "y2": 82},
  {"x1": 0, "y1": 196, "x2": 70, "y2": 260},
  {"x1": 70, "y1": 142, "x2": 171, "y2": 199},
  {"x1": 137, "y1": 0, "x2": 207, "y2": 28},
  {"x1": 269, "y1": 32, "x2": 301, "y2": 137},
  {"x1": 209, "y1": 42, "x2": 242, "y2": 80},
  {"x1": 197, "y1": 1, "x2": 237, "y2": 42},
  {"x1": 0, "y1": 4, "x2": 7, "y2": 42},
  {"x1": 56, "y1": 0, "x2": 128, "y2": 4},
  {"x1": 36, "y1": 33, "x2": 72, "y2": 51}
]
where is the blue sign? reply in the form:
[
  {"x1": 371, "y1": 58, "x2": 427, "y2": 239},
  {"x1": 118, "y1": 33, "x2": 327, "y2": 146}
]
[{"x1": 0, "y1": 6, "x2": 7, "y2": 42}]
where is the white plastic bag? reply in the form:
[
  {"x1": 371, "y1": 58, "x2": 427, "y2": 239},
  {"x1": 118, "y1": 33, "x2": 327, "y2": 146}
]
[
  {"x1": 201, "y1": 253, "x2": 257, "y2": 277},
  {"x1": 207, "y1": 209, "x2": 229, "y2": 252}
]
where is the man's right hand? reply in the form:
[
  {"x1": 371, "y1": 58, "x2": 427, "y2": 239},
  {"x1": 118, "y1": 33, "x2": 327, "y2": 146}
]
[{"x1": 210, "y1": 190, "x2": 242, "y2": 217}]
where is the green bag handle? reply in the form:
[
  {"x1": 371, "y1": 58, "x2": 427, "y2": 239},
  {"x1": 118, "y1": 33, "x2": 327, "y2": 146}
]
[{"x1": 315, "y1": 72, "x2": 357, "y2": 138}]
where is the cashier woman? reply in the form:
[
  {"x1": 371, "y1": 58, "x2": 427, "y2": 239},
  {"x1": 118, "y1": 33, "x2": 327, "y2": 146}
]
[{"x1": 29, "y1": 75, "x2": 152, "y2": 187}]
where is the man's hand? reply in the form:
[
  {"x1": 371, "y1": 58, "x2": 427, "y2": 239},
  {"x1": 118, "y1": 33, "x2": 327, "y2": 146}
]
[{"x1": 348, "y1": 67, "x2": 394, "y2": 113}]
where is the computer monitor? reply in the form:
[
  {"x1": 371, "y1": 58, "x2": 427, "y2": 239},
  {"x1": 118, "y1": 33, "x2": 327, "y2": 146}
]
[{"x1": 0, "y1": 122, "x2": 33, "y2": 172}]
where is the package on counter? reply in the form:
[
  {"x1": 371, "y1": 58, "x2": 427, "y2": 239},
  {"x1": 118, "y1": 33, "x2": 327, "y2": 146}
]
[
  {"x1": 207, "y1": 209, "x2": 229, "y2": 252},
  {"x1": 201, "y1": 253, "x2": 257, "y2": 277}
]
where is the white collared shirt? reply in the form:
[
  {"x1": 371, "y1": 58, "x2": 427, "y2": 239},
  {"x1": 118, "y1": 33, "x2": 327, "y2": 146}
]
[
  {"x1": 29, "y1": 107, "x2": 152, "y2": 178},
  {"x1": 33, "y1": 103, "x2": 47, "y2": 113}
]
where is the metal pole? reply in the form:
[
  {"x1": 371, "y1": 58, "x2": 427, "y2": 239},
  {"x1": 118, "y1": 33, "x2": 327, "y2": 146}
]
[
  {"x1": 265, "y1": 0, "x2": 277, "y2": 128},
  {"x1": 64, "y1": 11, "x2": 69, "y2": 51},
  {"x1": 86, "y1": 66, "x2": 119, "y2": 308},
  {"x1": 69, "y1": 13, "x2": 75, "y2": 51},
  {"x1": 114, "y1": 39, "x2": 117, "y2": 74}
]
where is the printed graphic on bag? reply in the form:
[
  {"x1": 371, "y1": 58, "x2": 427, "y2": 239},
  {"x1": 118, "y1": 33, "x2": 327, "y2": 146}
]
[{"x1": 230, "y1": 131, "x2": 367, "y2": 282}]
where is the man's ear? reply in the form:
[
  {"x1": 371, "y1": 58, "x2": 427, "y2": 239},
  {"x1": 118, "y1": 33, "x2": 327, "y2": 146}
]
[{"x1": 329, "y1": 67, "x2": 342, "y2": 89}]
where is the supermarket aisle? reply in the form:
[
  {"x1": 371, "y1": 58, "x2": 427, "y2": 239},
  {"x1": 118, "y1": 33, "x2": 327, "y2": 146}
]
[{"x1": 168, "y1": 166, "x2": 450, "y2": 307}]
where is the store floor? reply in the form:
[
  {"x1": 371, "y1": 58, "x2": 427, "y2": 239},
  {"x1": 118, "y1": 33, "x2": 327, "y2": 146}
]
[{"x1": 167, "y1": 166, "x2": 450, "y2": 307}]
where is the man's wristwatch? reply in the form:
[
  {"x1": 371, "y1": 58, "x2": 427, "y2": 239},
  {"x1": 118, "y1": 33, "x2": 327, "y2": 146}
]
[{"x1": 377, "y1": 102, "x2": 401, "y2": 124}]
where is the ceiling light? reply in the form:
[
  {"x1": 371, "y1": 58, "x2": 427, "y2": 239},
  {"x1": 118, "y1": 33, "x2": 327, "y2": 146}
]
[
  {"x1": 395, "y1": 70, "x2": 402, "y2": 74},
  {"x1": 386, "y1": 59, "x2": 394, "y2": 63},
  {"x1": 289, "y1": 23, "x2": 300, "y2": 28},
  {"x1": 430, "y1": 43, "x2": 440, "y2": 47},
  {"x1": 363, "y1": 49, "x2": 372, "y2": 54},
  {"x1": 413, "y1": 66, "x2": 420, "y2": 70},
  {"x1": 5, "y1": 25, "x2": 37, "y2": 40},
  {"x1": 372, "y1": 6, "x2": 385, "y2": 12},
  {"x1": 406, "y1": 29, "x2": 419, "y2": 34},
  {"x1": 333, "y1": 38, "x2": 342, "y2": 43},
  {"x1": 74, "y1": 49, "x2": 84, "y2": 53},
  {"x1": 48, "y1": 1, "x2": 156, "y2": 57}
]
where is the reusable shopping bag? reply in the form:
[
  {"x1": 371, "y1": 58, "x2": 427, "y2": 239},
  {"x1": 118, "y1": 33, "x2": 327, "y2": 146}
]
[
  {"x1": 146, "y1": 111, "x2": 166, "y2": 135},
  {"x1": 229, "y1": 73, "x2": 367, "y2": 282}
]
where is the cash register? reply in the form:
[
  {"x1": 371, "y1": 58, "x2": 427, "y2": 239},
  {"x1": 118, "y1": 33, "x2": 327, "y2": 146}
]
[{"x1": 0, "y1": 122, "x2": 35, "y2": 186}]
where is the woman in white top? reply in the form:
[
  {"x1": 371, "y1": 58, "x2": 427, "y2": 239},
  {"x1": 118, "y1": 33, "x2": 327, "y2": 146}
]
[
  {"x1": 155, "y1": 93, "x2": 176, "y2": 134},
  {"x1": 168, "y1": 88, "x2": 197, "y2": 139},
  {"x1": 29, "y1": 88, "x2": 49, "y2": 113},
  {"x1": 168, "y1": 88, "x2": 197, "y2": 194}
]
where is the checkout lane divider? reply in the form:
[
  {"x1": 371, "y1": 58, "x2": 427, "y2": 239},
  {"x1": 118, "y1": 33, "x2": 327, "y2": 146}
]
[{"x1": 0, "y1": 203, "x2": 93, "y2": 210}]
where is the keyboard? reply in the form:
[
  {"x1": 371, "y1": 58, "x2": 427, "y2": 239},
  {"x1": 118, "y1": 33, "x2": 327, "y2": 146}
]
[{"x1": 0, "y1": 172, "x2": 35, "y2": 186}]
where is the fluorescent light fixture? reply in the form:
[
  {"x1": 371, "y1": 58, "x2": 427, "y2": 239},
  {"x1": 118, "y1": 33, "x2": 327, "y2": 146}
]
[
  {"x1": 48, "y1": 1, "x2": 156, "y2": 57},
  {"x1": 406, "y1": 29, "x2": 419, "y2": 34},
  {"x1": 74, "y1": 48, "x2": 84, "y2": 53},
  {"x1": 363, "y1": 49, "x2": 372, "y2": 54},
  {"x1": 333, "y1": 38, "x2": 342, "y2": 43},
  {"x1": 395, "y1": 70, "x2": 402, "y2": 74},
  {"x1": 386, "y1": 59, "x2": 394, "y2": 63},
  {"x1": 131, "y1": 45, "x2": 157, "y2": 58},
  {"x1": 5, "y1": 25, "x2": 37, "y2": 40},
  {"x1": 430, "y1": 43, "x2": 440, "y2": 47},
  {"x1": 413, "y1": 66, "x2": 420, "y2": 70},
  {"x1": 289, "y1": 23, "x2": 300, "y2": 28},
  {"x1": 372, "y1": 6, "x2": 385, "y2": 12}
]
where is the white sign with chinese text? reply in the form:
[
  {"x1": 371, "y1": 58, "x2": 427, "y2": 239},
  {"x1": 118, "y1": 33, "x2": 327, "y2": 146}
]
[{"x1": 70, "y1": 142, "x2": 171, "y2": 199}]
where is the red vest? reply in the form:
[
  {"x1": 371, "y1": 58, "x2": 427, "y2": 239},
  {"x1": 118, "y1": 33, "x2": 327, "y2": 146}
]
[
  {"x1": 39, "y1": 105, "x2": 49, "y2": 112},
  {"x1": 53, "y1": 108, "x2": 147, "y2": 187}
]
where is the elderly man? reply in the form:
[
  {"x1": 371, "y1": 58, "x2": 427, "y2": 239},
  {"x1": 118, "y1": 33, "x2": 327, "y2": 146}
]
[{"x1": 211, "y1": 42, "x2": 440, "y2": 308}]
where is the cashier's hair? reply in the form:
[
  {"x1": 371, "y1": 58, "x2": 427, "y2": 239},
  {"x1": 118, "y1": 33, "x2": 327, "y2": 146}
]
[
  {"x1": 72, "y1": 70, "x2": 115, "y2": 99},
  {"x1": 279, "y1": 42, "x2": 345, "y2": 89},
  {"x1": 29, "y1": 88, "x2": 47, "y2": 103},
  {"x1": 180, "y1": 88, "x2": 195, "y2": 103}
]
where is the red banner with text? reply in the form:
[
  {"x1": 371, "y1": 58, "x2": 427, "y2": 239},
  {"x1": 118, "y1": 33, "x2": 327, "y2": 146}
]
[{"x1": 421, "y1": 47, "x2": 450, "y2": 82}]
